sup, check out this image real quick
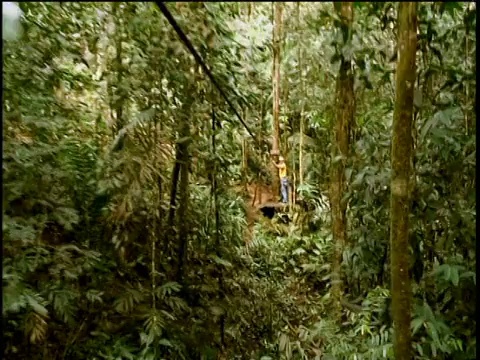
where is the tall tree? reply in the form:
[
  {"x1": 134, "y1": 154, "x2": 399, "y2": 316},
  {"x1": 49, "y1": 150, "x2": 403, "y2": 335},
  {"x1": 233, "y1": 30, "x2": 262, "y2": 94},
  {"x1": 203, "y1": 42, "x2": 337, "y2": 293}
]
[
  {"x1": 112, "y1": 2, "x2": 125, "y2": 136},
  {"x1": 271, "y1": 1, "x2": 283, "y2": 198},
  {"x1": 175, "y1": 112, "x2": 191, "y2": 283},
  {"x1": 175, "y1": 77, "x2": 195, "y2": 283},
  {"x1": 390, "y1": 2, "x2": 417, "y2": 359},
  {"x1": 297, "y1": 3, "x2": 305, "y2": 187},
  {"x1": 329, "y1": 1, "x2": 355, "y2": 318}
]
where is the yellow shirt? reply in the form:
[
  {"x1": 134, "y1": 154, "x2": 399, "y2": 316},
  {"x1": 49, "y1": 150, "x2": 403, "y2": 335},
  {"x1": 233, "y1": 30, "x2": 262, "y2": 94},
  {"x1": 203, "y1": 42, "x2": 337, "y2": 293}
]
[{"x1": 278, "y1": 163, "x2": 287, "y2": 178}]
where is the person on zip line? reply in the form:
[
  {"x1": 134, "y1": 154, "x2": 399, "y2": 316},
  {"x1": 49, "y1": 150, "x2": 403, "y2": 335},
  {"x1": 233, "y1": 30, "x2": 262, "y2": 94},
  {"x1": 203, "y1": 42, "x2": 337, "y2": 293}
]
[{"x1": 272, "y1": 155, "x2": 288, "y2": 203}]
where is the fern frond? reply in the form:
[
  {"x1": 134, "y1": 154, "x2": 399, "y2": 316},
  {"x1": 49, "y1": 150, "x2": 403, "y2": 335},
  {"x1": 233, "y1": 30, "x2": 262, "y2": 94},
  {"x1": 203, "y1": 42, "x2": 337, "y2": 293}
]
[
  {"x1": 48, "y1": 289, "x2": 77, "y2": 324},
  {"x1": 142, "y1": 310, "x2": 166, "y2": 346},
  {"x1": 25, "y1": 311, "x2": 48, "y2": 344},
  {"x1": 114, "y1": 285, "x2": 144, "y2": 314}
]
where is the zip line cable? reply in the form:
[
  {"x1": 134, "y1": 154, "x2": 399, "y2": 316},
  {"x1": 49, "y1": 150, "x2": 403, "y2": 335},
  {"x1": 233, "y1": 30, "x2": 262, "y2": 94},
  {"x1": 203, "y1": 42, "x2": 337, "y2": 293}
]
[{"x1": 155, "y1": 2, "x2": 260, "y2": 145}]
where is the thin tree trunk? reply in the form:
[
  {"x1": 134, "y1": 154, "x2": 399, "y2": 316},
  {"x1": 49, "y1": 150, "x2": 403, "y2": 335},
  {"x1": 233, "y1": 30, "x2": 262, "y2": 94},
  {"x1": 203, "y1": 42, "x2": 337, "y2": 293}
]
[
  {"x1": 242, "y1": 108, "x2": 248, "y2": 193},
  {"x1": 260, "y1": 89, "x2": 265, "y2": 136},
  {"x1": 299, "y1": 111, "x2": 304, "y2": 186},
  {"x1": 390, "y1": 3, "x2": 417, "y2": 359},
  {"x1": 167, "y1": 161, "x2": 181, "y2": 231},
  {"x1": 149, "y1": 100, "x2": 160, "y2": 302},
  {"x1": 210, "y1": 103, "x2": 226, "y2": 349},
  {"x1": 297, "y1": 3, "x2": 305, "y2": 187},
  {"x1": 271, "y1": 2, "x2": 283, "y2": 198},
  {"x1": 330, "y1": 1, "x2": 355, "y2": 319},
  {"x1": 163, "y1": 139, "x2": 182, "y2": 264},
  {"x1": 464, "y1": 23, "x2": 470, "y2": 135},
  {"x1": 166, "y1": 96, "x2": 191, "y2": 272},
  {"x1": 242, "y1": 138, "x2": 247, "y2": 190},
  {"x1": 175, "y1": 116, "x2": 191, "y2": 283},
  {"x1": 156, "y1": 116, "x2": 164, "y2": 211},
  {"x1": 151, "y1": 222, "x2": 157, "y2": 313},
  {"x1": 272, "y1": 1, "x2": 283, "y2": 155},
  {"x1": 113, "y1": 2, "x2": 125, "y2": 136},
  {"x1": 283, "y1": 57, "x2": 290, "y2": 206}
]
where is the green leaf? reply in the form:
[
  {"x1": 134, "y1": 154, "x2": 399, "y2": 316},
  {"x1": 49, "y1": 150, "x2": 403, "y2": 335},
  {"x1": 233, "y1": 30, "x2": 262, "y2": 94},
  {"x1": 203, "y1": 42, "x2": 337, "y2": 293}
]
[
  {"x1": 450, "y1": 267, "x2": 459, "y2": 286},
  {"x1": 332, "y1": 155, "x2": 345, "y2": 164},
  {"x1": 177, "y1": 136, "x2": 191, "y2": 144},
  {"x1": 420, "y1": 111, "x2": 442, "y2": 140},
  {"x1": 427, "y1": 322, "x2": 440, "y2": 344},
  {"x1": 26, "y1": 295, "x2": 48, "y2": 318},
  {"x1": 159, "y1": 338, "x2": 173, "y2": 347},
  {"x1": 444, "y1": 2, "x2": 462, "y2": 16},
  {"x1": 413, "y1": 89, "x2": 423, "y2": 108},
  {"x1": 411, "y1": 317, "x2": 424, "y2": 335},
  {"x1": 209, "y1": 305, "x2": 225, "y2": 316},
  {"x1": 293, "y1": 247, "x2": 306, "y2": 255},
  {"x1": 353, "y1": 3, "x2": 367, "y2": 10},
  {"x1": 351, "y1": 170, "x2": 366, "y2": 187},
  {"x1": 212, "y1": 256, "x2": 233, "y2": 268},
  {"x1": 301, "y1": 264, "x2": 317, "y2": 272},
  {"x1": 444, "y1": 264, "x2": 452, "y2": 282},
  {"x1": 159, "y1": 282, "x2": 182, "y2": 296},
  {"x1": 279, "y1": 333, "x2": 289, "y2": 352}
]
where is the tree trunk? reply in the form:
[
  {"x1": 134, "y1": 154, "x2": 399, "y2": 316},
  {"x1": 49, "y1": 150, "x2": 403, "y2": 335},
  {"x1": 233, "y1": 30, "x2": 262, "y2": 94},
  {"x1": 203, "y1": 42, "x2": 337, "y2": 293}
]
[
  {"x1": 283, "y1": 59, "x2": 290, "y2": 207},
  {"x1": 329, "y1": 1, "x2": 355, "y2": 319},
  {"x1": 175, "y1": 112, "x2": 191, "y2": 283},
  {"x1": 464, "y1": 15, "x2": 471, "y2": 135},
  {"x1": 210, "y1": 103, "x2": 226, "y2": 349},
  {"x1": 113, "y1": 2, "x2": 125, "y2": 136},
  {"x1": 167, "y1": 161, "x2": 181, "y2": 231},
  {"x1": 297, "y1": 3, "x2": 305, "y2": 187},
  {"x1": 260, "y1": 89, "x2": 266, "y2": 138},
  {"x1": 271, "y1": 2, "x2": 283, "y2": 198},
  {"x1": 242, "y1": 109, "x2": 248, "y2": 193},
  {"x1": 165, "y1": 87, "x2": 192, "y2": 278},
  {"x1": 390, "y1": 3, "x2": 417, "y2": 359}
]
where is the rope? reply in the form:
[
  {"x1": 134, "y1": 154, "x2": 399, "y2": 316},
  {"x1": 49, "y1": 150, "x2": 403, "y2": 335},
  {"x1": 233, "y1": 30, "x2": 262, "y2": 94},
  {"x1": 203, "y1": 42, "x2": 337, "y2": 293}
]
[
  {"x1": 155, "y1": 1, "x2": 260, "y2": 145},
  {"x1": 155, "y1": 2, "x2": 277, "y2": 206}
]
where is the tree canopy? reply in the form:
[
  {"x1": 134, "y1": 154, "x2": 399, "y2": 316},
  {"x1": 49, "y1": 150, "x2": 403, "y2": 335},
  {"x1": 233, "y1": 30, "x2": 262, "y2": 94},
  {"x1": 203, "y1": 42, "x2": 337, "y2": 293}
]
[{"x1": 3, "y1": 2, "x2": 476, "y2": 359}]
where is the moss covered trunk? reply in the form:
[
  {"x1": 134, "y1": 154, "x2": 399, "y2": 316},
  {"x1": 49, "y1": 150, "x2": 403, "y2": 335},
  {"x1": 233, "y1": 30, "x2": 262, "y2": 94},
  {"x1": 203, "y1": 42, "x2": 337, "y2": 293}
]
[
  {"x1": 271, "y1": 1, "x2": 283, "y2": 197},
  {"x1": 390, "y1": 3, "x2": 417, "y2": 359},
  {"x1": 330, "y1": 1, "x2": 355, "y2": 319}
]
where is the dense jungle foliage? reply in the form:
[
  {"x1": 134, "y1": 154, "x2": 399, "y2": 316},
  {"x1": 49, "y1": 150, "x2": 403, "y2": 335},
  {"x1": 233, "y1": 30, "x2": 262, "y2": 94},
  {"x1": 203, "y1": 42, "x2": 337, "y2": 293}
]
[{"x1": 3, "y1": 2, "x2": 476, "y2": 359}]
